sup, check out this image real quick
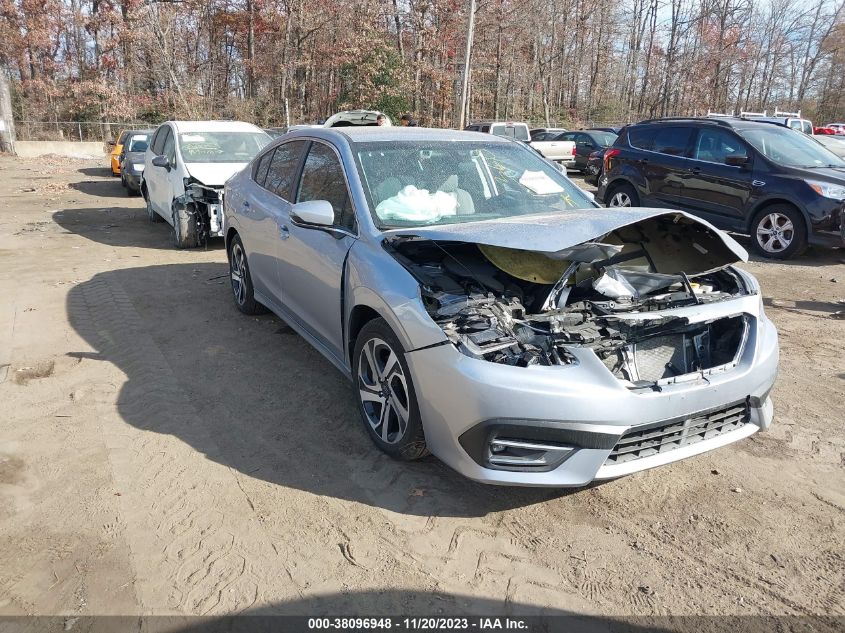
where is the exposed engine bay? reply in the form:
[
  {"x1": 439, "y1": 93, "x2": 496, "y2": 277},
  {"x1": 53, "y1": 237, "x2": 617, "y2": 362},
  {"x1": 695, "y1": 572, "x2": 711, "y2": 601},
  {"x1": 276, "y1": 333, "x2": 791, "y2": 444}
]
[
  {"x1": 386, "y1": 214, "x2": 752, "y2": 387},
  {"x1": 177, "y1": 178, "x2": 225, "y2": 243}
]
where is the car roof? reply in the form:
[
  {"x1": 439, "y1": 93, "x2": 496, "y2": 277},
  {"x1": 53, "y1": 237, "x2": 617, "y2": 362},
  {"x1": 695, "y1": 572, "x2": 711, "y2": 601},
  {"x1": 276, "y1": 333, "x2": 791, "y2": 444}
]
[
  {"x1": 284, "y1": 126, "x2": 513, "y2": 145},
  {"x1": 631, "y1": 116, "x2": 797, "y2": 131},
  {"x1": 168, "y1": 120, "x2": 266, "y2": 134}
]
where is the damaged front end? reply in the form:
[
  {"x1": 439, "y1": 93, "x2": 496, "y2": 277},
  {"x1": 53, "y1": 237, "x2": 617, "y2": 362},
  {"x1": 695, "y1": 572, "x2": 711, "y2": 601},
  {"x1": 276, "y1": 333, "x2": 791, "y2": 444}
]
[
  {"x1": 176, "y1": 177, "x2": 226, "y2": 244},
  {"x1": 386, "y1": 212, "x2": 754, "y2": 389}
]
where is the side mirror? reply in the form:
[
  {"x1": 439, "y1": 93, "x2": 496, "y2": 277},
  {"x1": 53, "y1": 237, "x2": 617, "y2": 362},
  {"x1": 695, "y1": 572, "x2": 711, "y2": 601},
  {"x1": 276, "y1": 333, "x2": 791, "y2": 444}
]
[
  {"x1": 107, "y1": 140, "x2": 116, "y2": 147},
  {"x1": 290, "y1": 200, "x2": 335, "y2": 226},
  {"x1": 725, "y1": 154, "x2": 750, "y2": 168},
  {"x1": 151, "y1": 154, "x2": 170, "y2": 170}
]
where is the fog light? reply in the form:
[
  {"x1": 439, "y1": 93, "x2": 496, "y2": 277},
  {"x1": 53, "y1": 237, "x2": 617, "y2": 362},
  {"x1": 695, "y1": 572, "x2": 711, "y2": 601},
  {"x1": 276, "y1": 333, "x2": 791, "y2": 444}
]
[{"x1": 488, "y1": 438, "x2": 575, "y2": 469}]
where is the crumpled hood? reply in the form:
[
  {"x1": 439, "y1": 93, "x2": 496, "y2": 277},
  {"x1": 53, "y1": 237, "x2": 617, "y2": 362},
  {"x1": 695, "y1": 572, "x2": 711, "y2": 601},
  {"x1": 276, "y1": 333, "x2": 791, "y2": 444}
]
[
  {"x1": 184, "y1": 162, "x2": 249, "y2": 187},
  {"x1": 384, "y1": 207, "x2": 748, "y2": 265}
]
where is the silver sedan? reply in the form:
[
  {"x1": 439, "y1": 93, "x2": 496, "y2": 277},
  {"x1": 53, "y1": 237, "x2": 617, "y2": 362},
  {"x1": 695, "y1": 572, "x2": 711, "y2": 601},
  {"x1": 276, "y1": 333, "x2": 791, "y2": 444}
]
[{"x1": 223, "y1": 127, "x2": 778, "y2": 486}]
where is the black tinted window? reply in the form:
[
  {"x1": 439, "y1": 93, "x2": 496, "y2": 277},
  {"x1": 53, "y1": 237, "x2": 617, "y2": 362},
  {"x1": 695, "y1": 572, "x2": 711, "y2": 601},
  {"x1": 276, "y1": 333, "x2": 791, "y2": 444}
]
[
  {"x1": 150, "y1": 127, "x2": 168, "y2": 154},
  {"x1": 297, "y1": 143, "x2": 355, "y2": 231},
  {"x1": 693, "y1": 128, "x2": 747, "y2": 164},
  {"x1": 162, "y1": 129, "x2": 176, "y2": 164},
  {"x1": 652, "y1": 127, "x2": 693, "y2": 155},
  {"x1": 253, "y1": 149, "x2": 275, "y2": 186},
  {"x1": 628, "y1": 127, "x2": 654, "y2": 151},
  {"x1": 264, "y1": 140, "x2": 307, "y2": 200}
]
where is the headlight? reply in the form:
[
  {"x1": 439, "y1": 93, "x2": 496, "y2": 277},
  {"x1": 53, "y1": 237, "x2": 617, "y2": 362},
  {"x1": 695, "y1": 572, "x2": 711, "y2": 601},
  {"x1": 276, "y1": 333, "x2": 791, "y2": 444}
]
[
  {"x1": 806, "y1": 179, "x2": 845, "y2": 200},
  {"x1": 132, "y1": 163, "x2": 145, "y2": 171}
]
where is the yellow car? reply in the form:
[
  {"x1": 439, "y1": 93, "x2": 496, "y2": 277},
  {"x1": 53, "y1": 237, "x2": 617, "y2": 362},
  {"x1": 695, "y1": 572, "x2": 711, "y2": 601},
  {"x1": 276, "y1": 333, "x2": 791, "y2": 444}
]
[{"x1": 109, "y1": 129, "x2": 131, "y2": 176}]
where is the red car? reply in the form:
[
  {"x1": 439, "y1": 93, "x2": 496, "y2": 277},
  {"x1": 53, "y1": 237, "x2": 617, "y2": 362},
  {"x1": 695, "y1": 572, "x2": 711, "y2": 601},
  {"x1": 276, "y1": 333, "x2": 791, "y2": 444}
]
[{"x1": 813, "y1": 126, "x2": 837, "y2": 135}]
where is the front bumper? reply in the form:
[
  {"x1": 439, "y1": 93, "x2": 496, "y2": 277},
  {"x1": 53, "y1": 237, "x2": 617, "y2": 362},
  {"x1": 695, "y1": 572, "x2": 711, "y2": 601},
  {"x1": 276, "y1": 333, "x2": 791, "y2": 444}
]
[
  {"x1": 123, "y1": 170, "x2": 143, "y2": 191},
  {"x1": 405, "y1": 294, "x2": 778, "y2": 486}
]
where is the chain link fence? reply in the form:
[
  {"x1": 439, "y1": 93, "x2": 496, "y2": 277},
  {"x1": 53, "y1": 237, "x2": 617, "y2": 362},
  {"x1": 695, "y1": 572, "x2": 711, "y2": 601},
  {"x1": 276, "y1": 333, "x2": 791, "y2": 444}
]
[{"x1": 14, "y1": 121, "x2": 156, "y2": 143}]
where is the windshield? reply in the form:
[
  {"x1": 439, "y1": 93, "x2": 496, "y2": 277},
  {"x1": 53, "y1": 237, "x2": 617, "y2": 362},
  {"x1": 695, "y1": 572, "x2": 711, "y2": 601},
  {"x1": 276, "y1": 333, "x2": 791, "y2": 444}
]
[
  {"x1": 739, "y1": 127, "x2": 845, "y2": 168},
  {"x1": 178, "y1": 132, "x2": 270, "y2": 163},
  {"x1": 588, "y1": 132, "x2": 618, "y2": 147},
  {"x1": 354, "y1": 140, "x2": 596, "y2": 229},
  {"x1": 490, "y1": 124, "x2": 530, "y2": 142},
  {"x1": 126, "y1": 135, "x2": 149, "y2": 152}
]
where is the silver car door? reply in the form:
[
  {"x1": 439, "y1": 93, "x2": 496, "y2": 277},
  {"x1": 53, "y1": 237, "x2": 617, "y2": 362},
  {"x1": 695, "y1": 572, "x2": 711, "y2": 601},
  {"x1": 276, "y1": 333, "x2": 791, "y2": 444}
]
[
  {"x1": 244, "y1": 140, "x2": 308, "y2": 304},
  {"x1": 273, "y1": 140, "x2": 357, "y2": 359}
]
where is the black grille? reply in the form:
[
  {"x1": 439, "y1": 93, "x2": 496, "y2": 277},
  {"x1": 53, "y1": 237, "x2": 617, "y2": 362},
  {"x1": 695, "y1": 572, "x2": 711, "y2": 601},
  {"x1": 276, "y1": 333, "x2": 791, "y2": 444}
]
[{"x1": 605, "y1": 401, "x2": 751, "y2": 465}]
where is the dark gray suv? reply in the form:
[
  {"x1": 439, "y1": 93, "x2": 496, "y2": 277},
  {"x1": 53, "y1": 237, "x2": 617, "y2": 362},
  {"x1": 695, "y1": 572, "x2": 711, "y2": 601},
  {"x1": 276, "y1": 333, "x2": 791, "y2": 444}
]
[{"x1": 596, "y1": 117, "x2": 845, "y2": 259}]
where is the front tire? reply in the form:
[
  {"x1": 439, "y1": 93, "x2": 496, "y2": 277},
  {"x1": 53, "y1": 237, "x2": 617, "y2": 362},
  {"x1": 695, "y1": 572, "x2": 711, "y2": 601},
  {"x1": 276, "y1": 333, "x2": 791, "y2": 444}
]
[
  {"x1": 607, "y1": 182, "x2": 640, "y2": 207},
  {"x1": 750, "y1": 205, "x2": 807, "y2": 259},
  {"x1": 172, "y1": 205, "x2": 199, "y2": 249},
  {"x1": 228, "y1": 235, "x2": 267, "y2": 315},
  {"x1": 354, "y1": 319, "x2": 428, "y2": 461}
]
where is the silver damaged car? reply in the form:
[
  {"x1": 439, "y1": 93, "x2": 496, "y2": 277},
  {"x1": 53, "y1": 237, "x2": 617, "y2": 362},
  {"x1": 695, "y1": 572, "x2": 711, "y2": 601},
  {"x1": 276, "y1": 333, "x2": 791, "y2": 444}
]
[{"x1": 223, "y1": 127, "x2": 778, "y2": 486}]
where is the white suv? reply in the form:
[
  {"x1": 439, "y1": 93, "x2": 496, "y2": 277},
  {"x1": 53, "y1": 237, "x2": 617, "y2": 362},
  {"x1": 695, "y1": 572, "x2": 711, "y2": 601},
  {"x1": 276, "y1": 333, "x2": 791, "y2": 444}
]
[{"x1": 142, "y1": 121, "x2": 270, "y2": 247}]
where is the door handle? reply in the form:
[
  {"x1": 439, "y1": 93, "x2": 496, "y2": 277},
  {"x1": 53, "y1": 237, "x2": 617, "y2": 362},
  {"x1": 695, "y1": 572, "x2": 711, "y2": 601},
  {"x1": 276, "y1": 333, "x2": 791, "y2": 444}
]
[
  {"x1": 638, "y1": 158, "x2": 649, "y2": 164},
  {"x1": 279, "y1": 224, "x2": 289, "y2": 240},
  {"x1": 242, "y1": 200, "x2": 250, "y2": 209},
  {"x1": 689, "y1": 167, "x2": 701, "y2": 174}
]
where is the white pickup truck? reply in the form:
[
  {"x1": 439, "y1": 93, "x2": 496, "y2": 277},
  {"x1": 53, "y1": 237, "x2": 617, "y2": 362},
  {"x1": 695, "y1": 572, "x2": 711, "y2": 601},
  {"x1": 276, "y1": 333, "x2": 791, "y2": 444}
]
[
  {"x1": 465, "y1": 121, "x2": 576, "y2": 168},
  {"x1": 529, "y1": 134, "x2": 576, "y2": 167}
]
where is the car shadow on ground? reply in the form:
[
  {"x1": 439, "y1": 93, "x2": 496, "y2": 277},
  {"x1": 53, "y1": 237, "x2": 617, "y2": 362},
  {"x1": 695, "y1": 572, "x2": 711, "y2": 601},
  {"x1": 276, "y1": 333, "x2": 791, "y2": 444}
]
[
  {"x1": 51, "y1": 206, "x2": 227, "y2": 252},
  {"x1": 70, "y1": 178, "x2": 133, "y2": 198},
  {"x1": 77, "y1": 166, "x2": 113, "y2": 178},
  {"x1": 731, "y1": 234, "x2": 844, "y2": 266},
  {"x1": 1, "y1": 593, "x2": 686, "y2": 632},
  {"x1": 763, "y1": 297, "x2": 843, "y2": 314},
  {"x1": 66, "y1": 262, "x2": 595, "y2": 518}
]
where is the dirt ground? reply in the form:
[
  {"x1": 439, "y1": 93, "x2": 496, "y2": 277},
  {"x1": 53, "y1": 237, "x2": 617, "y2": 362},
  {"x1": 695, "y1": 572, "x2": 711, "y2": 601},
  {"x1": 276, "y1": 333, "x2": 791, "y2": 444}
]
[{"x1": 0, "y1": 155, "x2": 842, "y2": 625}]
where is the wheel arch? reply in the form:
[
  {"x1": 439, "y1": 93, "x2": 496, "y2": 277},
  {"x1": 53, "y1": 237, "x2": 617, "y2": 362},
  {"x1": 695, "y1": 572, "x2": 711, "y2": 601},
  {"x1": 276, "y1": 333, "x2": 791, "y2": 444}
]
[
  {"x1": 225, "y1": 226, "x2": 239, "y2": 254},
  {"x1": 346, "y1": 304, "x2": 384, "y2": 369},
  {"x1": 746, "y1": 197, "x2": 810, "y2": 234}
]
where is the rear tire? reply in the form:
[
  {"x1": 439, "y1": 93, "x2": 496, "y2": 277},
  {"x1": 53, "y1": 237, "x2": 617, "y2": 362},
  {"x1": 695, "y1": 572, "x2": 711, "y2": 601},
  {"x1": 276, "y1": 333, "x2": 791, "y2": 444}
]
[
  {"x1": 353, "y1": 318, "x2": 428, "y2": 461},
  {"x1": 172, "y1": 205, "x2": 199, "y2": 249},
  {"x1": 228, "y1": 234, "x2": 266, "y2": 315},
  {"x1": 750, "y1": 205, "x2": 807, "y2": 260},
  {"x1": 607, "y1": 182, "x2": 640, "y2": 207},
  {"x1": 145, "y1": 191, "x2": 162, "y2": 223}
]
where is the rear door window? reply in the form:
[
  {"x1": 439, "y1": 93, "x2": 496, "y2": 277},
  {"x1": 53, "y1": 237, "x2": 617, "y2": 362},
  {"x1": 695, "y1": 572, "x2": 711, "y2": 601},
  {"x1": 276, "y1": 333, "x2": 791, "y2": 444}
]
[
  {"x1": 802, "y1": 121, "x2": 813, "y2": 135},
  {"x1": 264, "y1": 140, "x2": 307, "y2": 201},
  {"x1": 253, "y1": 148, "x2": 275, "y2": 186},
  {"x1": 652, "y1": 127, "x2": 693, "y2": 156}
]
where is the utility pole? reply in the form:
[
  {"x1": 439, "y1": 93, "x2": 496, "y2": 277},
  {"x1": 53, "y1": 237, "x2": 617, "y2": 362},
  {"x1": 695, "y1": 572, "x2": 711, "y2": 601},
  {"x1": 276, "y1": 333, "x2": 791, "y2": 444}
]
[
  {"x1": 0, "y1": 64, "x2": 16, "y2": 155},
  {"x1": 458, "y1": 0, "x2": 476, "y2": 130}
]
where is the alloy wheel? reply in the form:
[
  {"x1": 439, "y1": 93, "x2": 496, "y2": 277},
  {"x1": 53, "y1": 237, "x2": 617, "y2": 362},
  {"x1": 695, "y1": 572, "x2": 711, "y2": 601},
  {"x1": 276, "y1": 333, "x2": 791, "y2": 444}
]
[
  {"x1": 357, "y1": 337, "x2": 410, "y2": 444},
  {"x1": 609, "y1": 191, "x2": 632, "y2": 207},
  {"x1": 756, "y1": 212, "x2": 794, "y2": 254},
  {"x1": 230, "y1": 243, "x2": 247, "y2": 306}
]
